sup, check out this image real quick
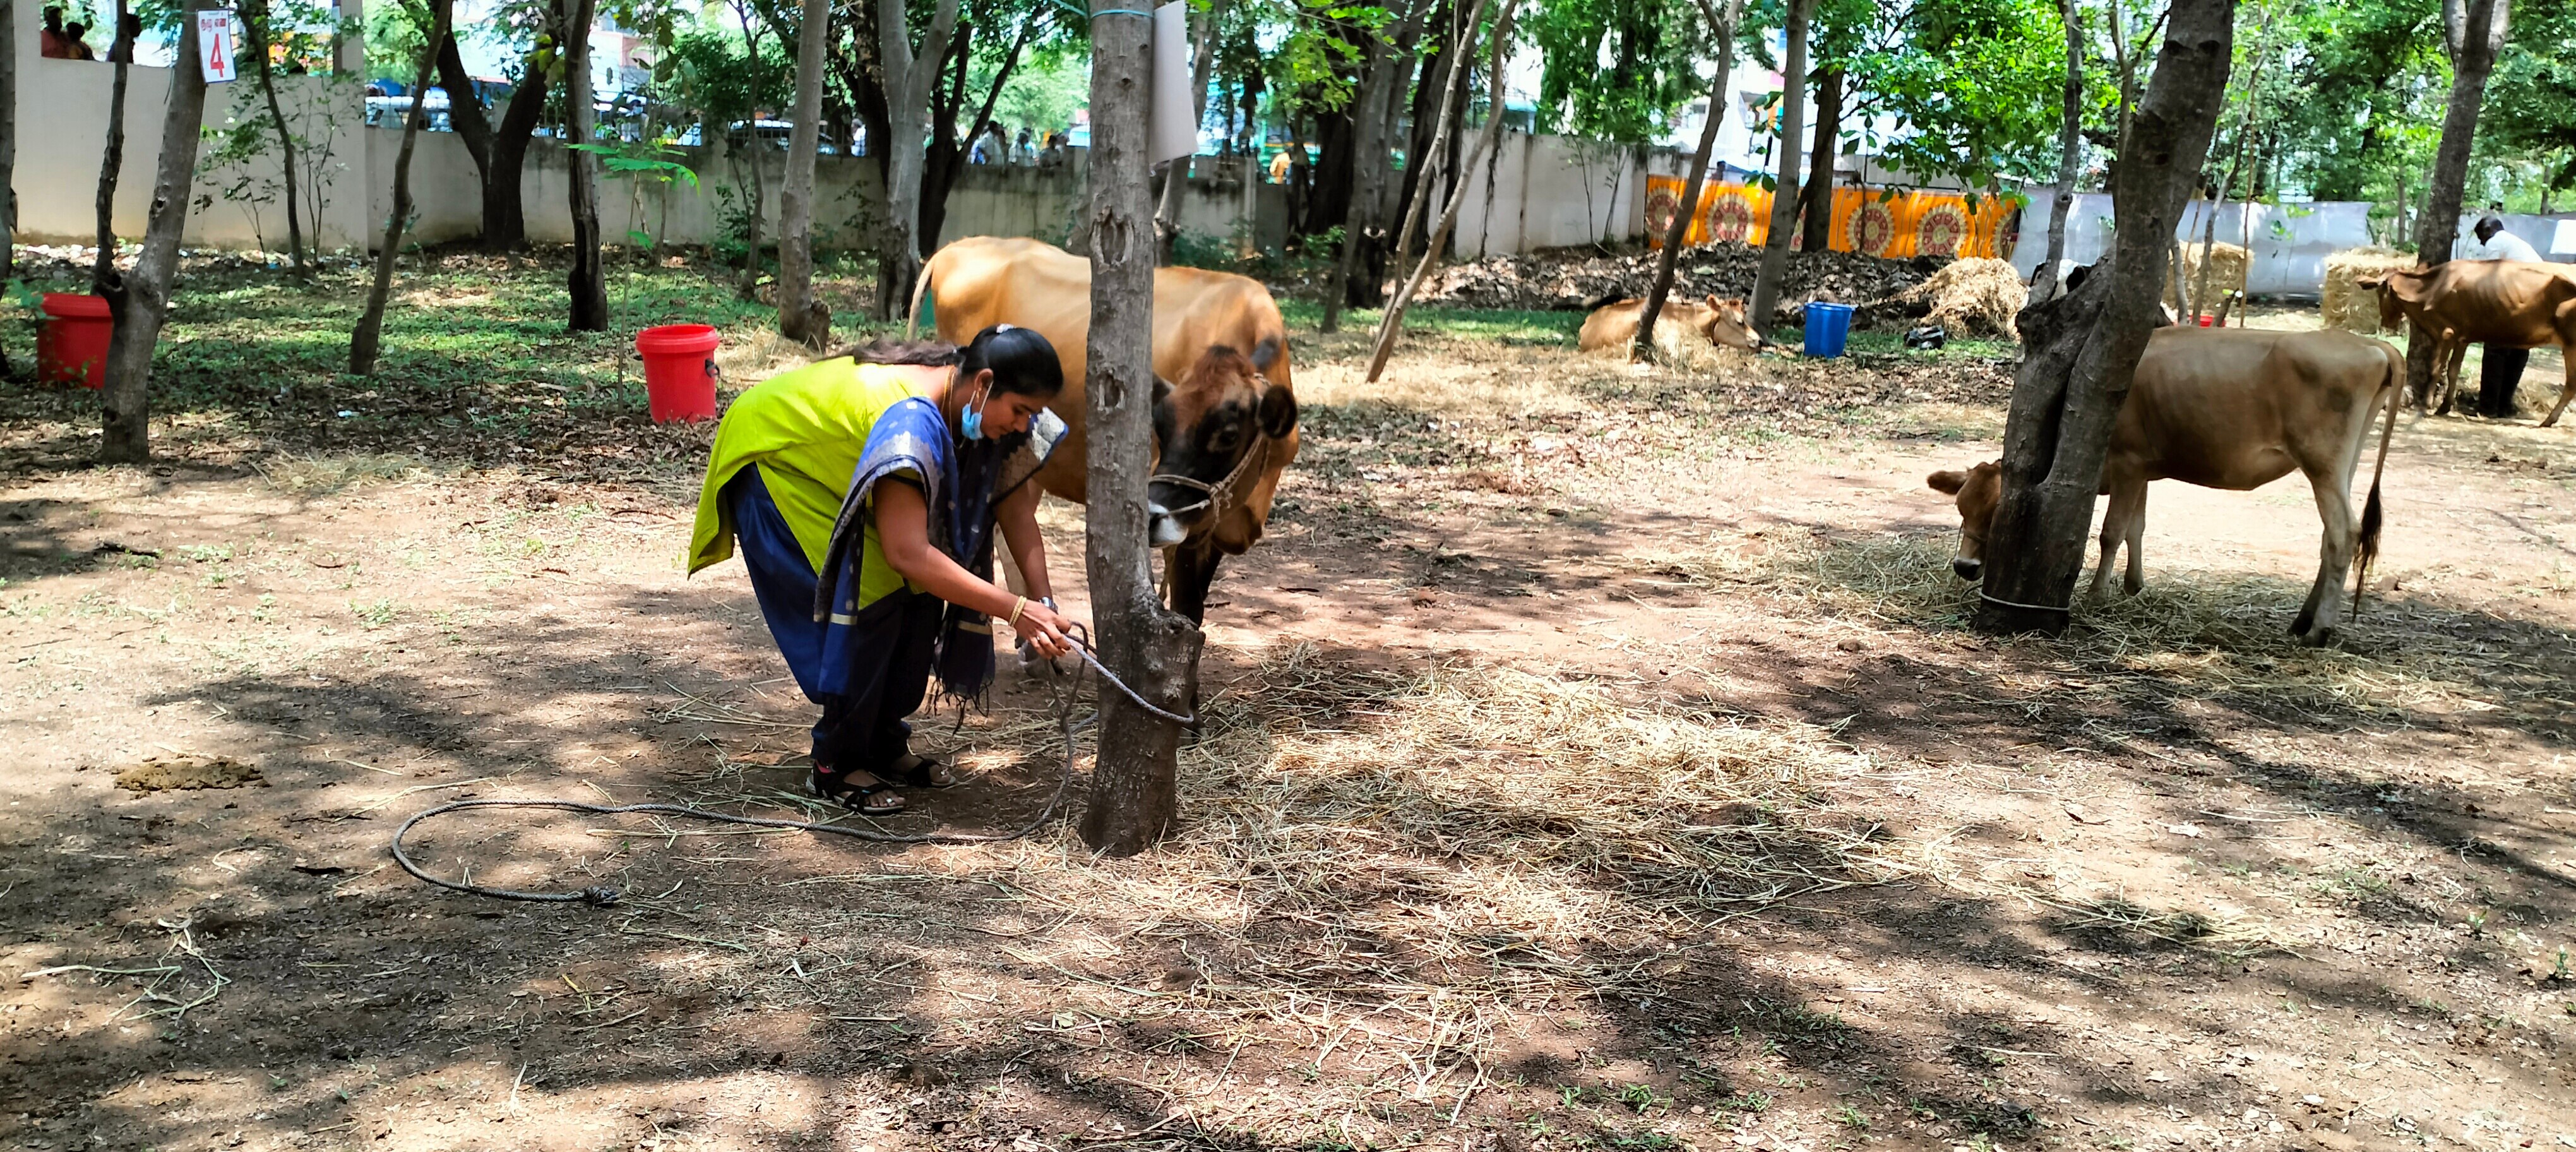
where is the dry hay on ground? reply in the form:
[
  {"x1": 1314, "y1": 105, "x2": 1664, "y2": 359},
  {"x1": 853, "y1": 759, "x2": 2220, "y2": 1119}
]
[
  {"x1": 1859, "y1": 256, "x2": 2027, "y2": 340},
  {"x1": 2176, "y1": 241, "x2": 2250, "y2": 311},
  {"x1": 2322, "y1": 248, "x2": 2417, "y2": 332},
  {"x1": 1408, "y1": 243, "x2": 1937, "y2": 313}
]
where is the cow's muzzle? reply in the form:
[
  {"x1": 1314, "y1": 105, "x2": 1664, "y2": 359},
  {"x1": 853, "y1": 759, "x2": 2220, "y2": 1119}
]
[
  {"x1": 1952, "y1": 556, "x2": 1983, "y2": 582},
  {"x1": 1147, "y1": 501, "x2": 1189, "y2": 548}
]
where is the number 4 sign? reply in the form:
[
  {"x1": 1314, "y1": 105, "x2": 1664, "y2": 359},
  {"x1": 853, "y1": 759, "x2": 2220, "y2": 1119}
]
[{"x1": 198, "y1": 10, "x2": 239, "y2": 83}]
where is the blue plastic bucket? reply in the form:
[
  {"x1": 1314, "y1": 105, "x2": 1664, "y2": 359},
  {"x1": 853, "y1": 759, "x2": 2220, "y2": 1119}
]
[{"x1": 1803, "y1": 302, "x2": 1855, "y2": 357}]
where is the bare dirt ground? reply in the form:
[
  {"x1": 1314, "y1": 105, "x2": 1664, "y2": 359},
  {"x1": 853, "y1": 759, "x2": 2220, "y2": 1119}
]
[{"x1": 6, "y1": 304, "x2": 2576, "y2": 1152}]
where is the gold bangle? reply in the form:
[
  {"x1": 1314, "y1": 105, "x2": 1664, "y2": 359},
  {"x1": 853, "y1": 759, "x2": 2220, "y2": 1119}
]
[{"x1": 1007, "y1": 596, "x2": 1027, "y2": 627}]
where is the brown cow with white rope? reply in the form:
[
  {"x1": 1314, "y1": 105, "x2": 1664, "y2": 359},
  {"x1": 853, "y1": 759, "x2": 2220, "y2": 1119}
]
[{"x1": 1928, "y1": 327, "x2": 2403, "y2": 645}]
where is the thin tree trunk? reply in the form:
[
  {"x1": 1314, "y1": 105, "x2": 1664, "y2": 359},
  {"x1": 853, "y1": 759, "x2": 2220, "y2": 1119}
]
[
  {"x1": 870, "y1": 0, "x2": 965, "y2": 333},
  {"x1": 1799, "y1": 66, "x2": 1841, "y2": 252},
  {"x1": 2033, "y1": 0, "x2": 2083, "y2": 301},
  {"x1": 350, "y1": 0, "x2": 451, "y2": 374},
  {"x1": 1, "y1": 0, "x2": 15, "y2": 342},
  {"x1": 482, "y1": 59, "x2": 549, "y2": 250},
  {"x1": 1079, "y1": 2, "x2": 1200, "y2": 857},
  {"x1": 2191, "y1": 13, "x2": 2271, "y2": 326},
  {"x1": 2407, "y1": 0, "x2": 2510, "y2": 400},
  {"x1": 93, "y1": 0, "x2": 134, "y2": 296},
  {"x1": 731, "y1": 135, "x2": 767, "y2": 299},
  {"x1": 778, "y1": 0, "x2": 833, "y2": 345},
  {"x1": 1383, "y1": 0, "x2": 1489, "y2": 296},
  {"x1": 233, "y1": 3, "x2": 311, "y2": 275},
  {"x1": 1635, "y1": 0, "x2": 1745, "y2": 361},
  {"x1": 1973, "y1": 0, "x2": 2234, "y2": 637},
  {"x1": 1155, "y1": 0, "x2": 1223, "y2": 263},
  {"x1": 436, "y1": 23, "x2": 495, "y2": 177},
  {"x1": 1748, "y1": 0, "x2": 1811, "y2": 331},
  {"x1": 1361, "y1": 0, "x2": 1523, "y2": 383},
  {"x1": 1320, "y1": 1, "x2": 1428, "y2": 332},
  {"x1": 100, "y1": 0, "x2": 216, "y2": 465},
  {"x1": 564, "y1": 0, "x2": 607, "y2": 331}
]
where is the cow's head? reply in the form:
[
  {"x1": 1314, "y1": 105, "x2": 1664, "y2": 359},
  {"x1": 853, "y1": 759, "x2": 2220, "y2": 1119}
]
[
  {"x1": 1147, "y1": 339, "x2": 1297, "y2": 551},
  {"x1": 1926, "y1": 462, "x2": 2002, "y2": 582},
  {"x1": 1694, "y1": 296, "x2": 1763, "y2": 351},
  {"x1": 2358, "y1": 271, "x2": 2428, "y2": 332}
]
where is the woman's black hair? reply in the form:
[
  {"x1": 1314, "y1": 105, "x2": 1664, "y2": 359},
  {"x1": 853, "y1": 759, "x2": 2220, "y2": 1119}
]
[
  {"x1": 960, "y1": 325, "x2": 1064, "y2": 399},
  {"x1": 840, "y1": 327, "x2": 1063, "y2": 399}
]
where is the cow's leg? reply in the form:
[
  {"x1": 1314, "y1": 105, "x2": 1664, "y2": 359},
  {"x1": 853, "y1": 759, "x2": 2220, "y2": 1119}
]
[
  {"x1": 2544, "y1": 344, "x2": 2576, "y2": 428},
  {"x1": 1164, "y1": 540, "x2": 1223, "y2": 627},
  {"x1": 2123, "y1": 483, "x2": 2149, "y2": 596},
  {"x1": 2291, "y1": 465, "x2": 2359, "y2": 645},
  {"x1": 2088, "y1": 472, "x2": 2143, "y2": 601},
  {"x1": 2438, "y1": 339, "x2": 2469, "y2": 416}
]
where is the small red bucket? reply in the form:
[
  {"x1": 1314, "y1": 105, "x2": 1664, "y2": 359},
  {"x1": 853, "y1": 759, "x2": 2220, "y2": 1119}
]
[
  {"x1": 635, "y1": 324, "x2": 722, "y2": 423},
  {"x1": 38, "y1": 294, "x2": 115, "y2": 388}
]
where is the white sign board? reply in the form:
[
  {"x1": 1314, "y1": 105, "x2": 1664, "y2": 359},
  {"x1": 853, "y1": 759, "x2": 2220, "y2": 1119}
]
[
  {"x1": 1148, "y1": 2, "x2": 1196, "y2": 165},
  {"x1": 198, "y1": 10, "x2": 239, "y2": 83}
]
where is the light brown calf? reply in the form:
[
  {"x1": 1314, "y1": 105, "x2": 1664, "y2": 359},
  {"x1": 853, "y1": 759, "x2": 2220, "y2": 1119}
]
[{"x1": 1576, "y1": 296, "x2": 1763, "y2": 355}]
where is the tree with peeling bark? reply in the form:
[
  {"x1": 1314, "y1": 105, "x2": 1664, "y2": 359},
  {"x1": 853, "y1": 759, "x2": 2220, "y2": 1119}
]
[
  {"x1": 563, "y1": 0, "x2": 609, "y2": 332},
  {"x1": 352, "y1": 0, "x2": 453, "y2": 376},
  {"x1": 1747, "y1": 0, "x2": 1810, "y2": 334},
  {"x1": 100, "y1": 0, "x2": 218, "y2": 465},
  {"x1": 1973, "y1": 0, "x2": 2236, "y2": 637},
  {"x1": 775, "y1": 0, "x2": 837, "y2": 346},
  {"x1": 1633, "y1": 0, "x2": 1744, "y2": 362},
  {"x1": 1079, "y1": 3, "x2": 1201, "y2": 856},
  {"x1": 864, "y1": 0, "x2": 965, "y2": 332},
  {"x1": 1363, "y1": 0, "x2": 1525, "y2": 383},
  {"x1": 2406, "y1": 0, "x2": 2510, "y2": 402}
]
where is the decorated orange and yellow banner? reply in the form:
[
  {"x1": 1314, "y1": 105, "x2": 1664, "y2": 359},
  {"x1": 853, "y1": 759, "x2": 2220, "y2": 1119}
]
[{"x1": 1645, "y1": 177, "x2": 2019, "y2": 260}]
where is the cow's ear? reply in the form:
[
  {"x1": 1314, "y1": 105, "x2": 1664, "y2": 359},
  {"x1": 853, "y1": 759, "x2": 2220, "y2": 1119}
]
[
  {"x1": 1249, "y1": 334, "x2": 1283, "y2": 375},
  {"x1": 1257, "y1": 383, "x2": 1298, "y2": 439},
  {"x1": 1927, "y1": 469, "x2": 1967, "y2": 495}
]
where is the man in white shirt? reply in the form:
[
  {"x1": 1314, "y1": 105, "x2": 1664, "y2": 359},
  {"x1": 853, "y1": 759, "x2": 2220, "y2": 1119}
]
[{"x1": 2460, "y1": 216, "x2": 2546, "y2": 415}]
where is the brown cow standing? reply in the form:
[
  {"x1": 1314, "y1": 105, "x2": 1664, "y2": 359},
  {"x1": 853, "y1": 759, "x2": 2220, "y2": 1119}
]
[
  {"x1": 1576, "y1": 296, "x2": 1763, "y2": 356},
  {"x1": 1928, "y1": 328, "x2": 2402, "y2": 646},
  {"x1": 2359, "y1": 260, "x2": 2576, "y2": 423},
  {"x1": 908, "y1": 236, "x2": 1299, "y2": 625}
]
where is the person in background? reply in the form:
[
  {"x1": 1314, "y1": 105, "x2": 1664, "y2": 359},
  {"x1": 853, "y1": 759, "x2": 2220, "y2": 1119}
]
[
  {"x1": 1015, "y1": 128, "x2": 1035, "y2": 166},
  {"x1": 105, "y1": 12, "x2": 142, "y2": 63},
  {"x1": 62, "y1": 20, "x2": 97, "y2": 60},
  {"x1": 1037, "y1": 133, "x2": 1067, "y2": 169},
  {"x1": 40, "y1": 8, "x2": 75, "y2": 58},
  {"x1": 2460, "y1": 215, "x2": 2545, "y2": 419},
  {"x1": 982, "y1": 122, "x2": 1010, "y2": 167},
  {"x1": 1268, "y1": 147, "x2": 1292, "y2": 184}
]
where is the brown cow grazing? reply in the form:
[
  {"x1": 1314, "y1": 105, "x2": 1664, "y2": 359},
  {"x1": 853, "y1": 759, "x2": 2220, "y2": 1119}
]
[
  {"x1": 909, "y1": 236, "x2": 1299, "y2": 624},
  {"x1": 2359, "y1": 260, "x2": 2576, "y2": 423},
  {"x1": 1576, "y1": 295, "x2": 1763, "y2": 355},
  {"x1": 1928, "y1": 328, "x2": 2403, "y2": 646}
]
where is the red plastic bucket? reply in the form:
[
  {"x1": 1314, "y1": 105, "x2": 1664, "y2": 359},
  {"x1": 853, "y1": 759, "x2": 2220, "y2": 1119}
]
[
  {"x1": 635, "y1": 324, "x2": 722, "y2": 423},
  {"x1": 38, "y1": 294, "x2": 115, "y2": 388}
]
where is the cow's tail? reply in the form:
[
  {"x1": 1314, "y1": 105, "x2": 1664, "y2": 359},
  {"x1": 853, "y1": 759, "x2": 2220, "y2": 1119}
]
[
  {"x1": 905, "y1": 255, "x2": 936, "y2": 340},
  {"x1": 2351, "y1": 347, "x2": 2403, "y2": 618}
]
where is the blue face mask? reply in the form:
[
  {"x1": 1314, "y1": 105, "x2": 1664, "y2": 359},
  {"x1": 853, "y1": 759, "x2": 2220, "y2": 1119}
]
[{"x1": 960, "y1": 382, "x2": 991, "y2": 441}]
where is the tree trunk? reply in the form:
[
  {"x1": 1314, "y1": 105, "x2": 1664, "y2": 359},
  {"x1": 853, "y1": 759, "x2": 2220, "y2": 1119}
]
[
  {"x1": 482, "y1": 57, "x2": 550, "y2": 251},
  {"x1": 777, "y1": 0, "x2": 834, "y2": 345},
  {"x1": 869, "y1": 0, "x2": 965, "y2": 336},
  {"x1": 1361, "y1": 0, "x2": 1523, "y2": 383},
  {"x1": 730, "y1": 133, "x2": 767, "y2": 299},
  {"x1": 351, "y1": 0, "x2": 450, "y2": 375},
  {"x1": 1155, "y1": 0, "x2": 1223, "y2": 263},
  {"x1": 2032, "y1": 0, "x2": 2083, "y2": 301},
  {"x1": 1384, "y1": 0, "x2": 1487, "y2": 294},
  {"x1": 1320, "y1": 1, "x2": 1427, "y2": 332},
  {"x1": 564, "y1": 0, "x2": 607, "y2": 332},
  {"x1": 2407, "y1": 0, "x2": 2510, "y2": 401},
  {"x1": 93, "y1": 0, "x2": 134, "y2": 296},
  {"x1": 236, "y1": 2, "x2": 311, "y2": 275},
  {"x1": 1635, "y1": 0, "x2": 1745, "y2": 361},
  {"x1": 922, "y1": 15, "x2": 1034, "y2": 261},
  {"x1": 1079, "y1": 2, "x2": 1201, "y2": 857},
  {"x1": 1972, "y1": 0, "x2": 2234, "y2": 637},
  {"x1": 1799, "y1": 66, "x2": 1841, "y2": 252},
  {"x1": 1, "y1": 0, "x2": 15, "y2": 333},
  {"x1": 1748, "y1": 0, "x2": 1811, "y2": 330},
  {"x1": 100, "y1": 0, "x2": 215, "y2": 465},
  {"x1": 436, "y1": 23, "x2": 494, "y2": 177}
]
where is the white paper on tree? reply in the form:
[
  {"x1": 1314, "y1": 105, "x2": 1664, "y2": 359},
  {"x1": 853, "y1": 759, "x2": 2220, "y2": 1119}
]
[
  {"x1": 198, "y1": 10, "x2": 239, "y2": 83},
  {"x1": 1148, "y1": 1, "x2": 1196, "y2": 165}
]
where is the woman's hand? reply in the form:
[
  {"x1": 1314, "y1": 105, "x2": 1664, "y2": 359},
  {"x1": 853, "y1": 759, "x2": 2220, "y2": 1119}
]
[{"x1": 1012, "y1": 598, "x2": 1076, "y2": 659}]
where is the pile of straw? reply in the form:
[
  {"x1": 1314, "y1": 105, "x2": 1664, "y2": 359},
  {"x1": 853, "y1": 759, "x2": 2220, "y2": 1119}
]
[
  {"x1": 2174, "y1": 241, "x2": 2249, "y2": 315},
  {"x1": 1864, "y1": 256, "x2": 2029, "y2": 340},
  {"x1": 2322, "y1": 248, "x2": 2416, "y2": 332}
]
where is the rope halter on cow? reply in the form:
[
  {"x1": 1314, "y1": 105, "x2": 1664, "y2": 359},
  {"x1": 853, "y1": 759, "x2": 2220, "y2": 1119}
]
[{"x1": 1145, "y1": 375, "x2": 1278, "y2": 531}]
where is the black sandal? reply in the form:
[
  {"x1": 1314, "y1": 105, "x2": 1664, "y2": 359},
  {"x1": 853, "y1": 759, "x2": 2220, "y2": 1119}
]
[
  {"x1": 810, "y1": 767, "x2": 907, "y2": 815},
  {"x1": 892, "y1": 754, "x2": 958, "y2": 789}
]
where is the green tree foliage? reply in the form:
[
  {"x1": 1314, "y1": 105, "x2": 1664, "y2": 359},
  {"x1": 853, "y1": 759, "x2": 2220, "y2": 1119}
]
[
  {"x1": 2483, "y1": 0, "x2": 2576, "y2": 199},
  {"x1": 1861, "y1": 0, "x2": 2068, "y2": 190},
  {"x1": 1529, "y1": 0, "x2": 1720, "y2": 138}
]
